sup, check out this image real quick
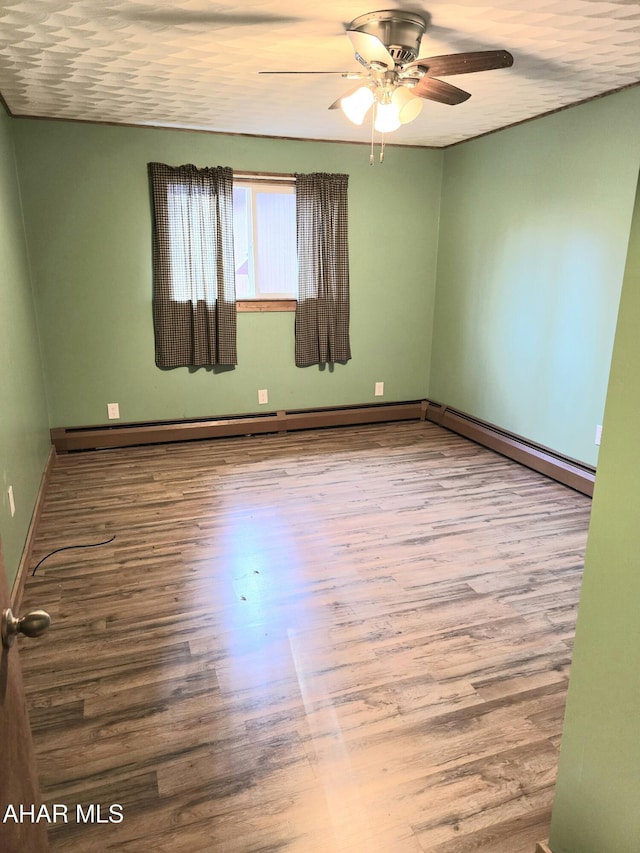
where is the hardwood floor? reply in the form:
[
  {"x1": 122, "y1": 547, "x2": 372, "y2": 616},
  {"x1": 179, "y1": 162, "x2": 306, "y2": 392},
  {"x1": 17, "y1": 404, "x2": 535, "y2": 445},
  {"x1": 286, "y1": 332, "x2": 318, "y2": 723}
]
[{"x1": 17, "y1": 422, "x2": 591, "y2": 852}]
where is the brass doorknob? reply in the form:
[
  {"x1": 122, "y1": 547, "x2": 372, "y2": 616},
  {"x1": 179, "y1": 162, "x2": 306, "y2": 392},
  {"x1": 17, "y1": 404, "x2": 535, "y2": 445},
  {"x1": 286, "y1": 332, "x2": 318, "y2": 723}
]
[{"x1": 1, "y1": 608, "x2": 51, "y2": 649}]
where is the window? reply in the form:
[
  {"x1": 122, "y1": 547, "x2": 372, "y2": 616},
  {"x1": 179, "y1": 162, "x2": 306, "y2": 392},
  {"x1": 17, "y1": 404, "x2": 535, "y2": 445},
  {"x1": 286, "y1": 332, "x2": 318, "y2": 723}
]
[
  {"x1": 149, "y1": 164, "x2": 350, "y2": 367},
  {"x1": 233, "y1": 179, "x2": 297, "y2": 305}
]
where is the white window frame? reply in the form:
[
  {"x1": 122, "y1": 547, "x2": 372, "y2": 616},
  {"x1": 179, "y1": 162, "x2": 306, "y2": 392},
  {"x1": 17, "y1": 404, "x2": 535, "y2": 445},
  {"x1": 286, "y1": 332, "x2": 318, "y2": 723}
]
[{"x1": 233, "y1": 173, "x2": 297, "y2": 310}]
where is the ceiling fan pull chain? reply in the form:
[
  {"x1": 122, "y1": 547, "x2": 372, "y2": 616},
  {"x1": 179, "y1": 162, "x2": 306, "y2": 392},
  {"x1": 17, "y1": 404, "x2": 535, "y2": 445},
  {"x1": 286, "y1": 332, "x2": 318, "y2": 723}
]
[
  {"x1": 380, "y1": 134, "x2": 385, "y2": 163},
  {"x1": 370, "y1": 106, "x2": 375, "y2": 165}
]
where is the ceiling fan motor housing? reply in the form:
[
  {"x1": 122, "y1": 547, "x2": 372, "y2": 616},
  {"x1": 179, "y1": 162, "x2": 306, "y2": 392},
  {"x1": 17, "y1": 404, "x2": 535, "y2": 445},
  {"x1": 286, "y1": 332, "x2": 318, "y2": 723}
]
[{"x1": 348, "y1": 10, "x2": 427, "y2": 64}]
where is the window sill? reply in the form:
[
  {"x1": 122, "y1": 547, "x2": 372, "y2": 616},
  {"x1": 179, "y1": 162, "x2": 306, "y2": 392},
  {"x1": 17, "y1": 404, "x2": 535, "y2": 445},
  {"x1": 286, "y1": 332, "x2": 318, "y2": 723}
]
[{"x1": 237, "y1": 299, "x2": 297, "y2": 313}]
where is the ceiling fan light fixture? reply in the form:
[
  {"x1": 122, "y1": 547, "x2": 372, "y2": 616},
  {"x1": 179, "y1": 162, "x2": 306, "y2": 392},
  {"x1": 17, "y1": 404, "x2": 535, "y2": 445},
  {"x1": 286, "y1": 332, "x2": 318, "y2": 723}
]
[
  {"x1": 392, "y1": 86, "x2": 423, "y2": 124},
  {"x1": 374, "y1": 100, "x2": 401, "y2": 133},
  {"x1": 341, "y1": 85, "x2": 375, "y2": 125}
]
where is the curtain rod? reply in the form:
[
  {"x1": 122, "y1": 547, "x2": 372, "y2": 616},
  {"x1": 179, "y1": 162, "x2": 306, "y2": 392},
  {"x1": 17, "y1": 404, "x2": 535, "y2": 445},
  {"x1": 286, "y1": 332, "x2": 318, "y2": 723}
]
[{"x1": 233, "y1": 170, "x2": 295, "y2": 182}]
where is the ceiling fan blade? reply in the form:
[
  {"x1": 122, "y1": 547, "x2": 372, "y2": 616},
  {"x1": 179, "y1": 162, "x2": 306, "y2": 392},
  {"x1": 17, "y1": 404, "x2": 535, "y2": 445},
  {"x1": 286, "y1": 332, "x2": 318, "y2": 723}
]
[
  {"x1": 347, "y1": 30, "x2": 395, "y2": 69},
  {"x1": 406, "y1": 50, "x2": 513, "y2": 77},
  {"x1": 121, "y1": 6, "x2": 303, "y2": 27},
  {"x1": 412, "y1": 77, "x2": 472, "y2": 105}
]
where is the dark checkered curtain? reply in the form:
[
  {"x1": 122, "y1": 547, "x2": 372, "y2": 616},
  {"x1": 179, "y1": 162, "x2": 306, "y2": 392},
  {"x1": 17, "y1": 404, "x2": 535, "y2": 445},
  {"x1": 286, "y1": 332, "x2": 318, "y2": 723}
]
[
  {"x1": 148, "y1": 162, "x2": 237, "y2": 367},
  {"x1": 295, "y1": 173, "x2": 351, "y2": 367}
]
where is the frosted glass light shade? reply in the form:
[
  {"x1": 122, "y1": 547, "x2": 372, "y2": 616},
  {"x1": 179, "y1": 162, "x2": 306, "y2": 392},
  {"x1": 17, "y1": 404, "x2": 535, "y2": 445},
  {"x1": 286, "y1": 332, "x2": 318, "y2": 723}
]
[
  {"x1": 392, "y1": 87, "x2": 424, "y2": 124},
  {"x1": 341, "y1": 87, "x2": 374, "y2": 125},
  {"x1": 374, "y1": 101, "x2": 401, "y2": 133}
]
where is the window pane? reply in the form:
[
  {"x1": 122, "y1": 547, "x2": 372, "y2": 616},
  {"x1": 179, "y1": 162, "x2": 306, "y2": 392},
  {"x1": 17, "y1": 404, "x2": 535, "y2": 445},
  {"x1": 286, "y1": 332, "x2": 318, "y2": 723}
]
[
  {"x1": 233, "y1": 186, "x2": 253, "y2": 298},
  {"x1": 255, "y1": 191, "x2": 297, "y2": 297}
]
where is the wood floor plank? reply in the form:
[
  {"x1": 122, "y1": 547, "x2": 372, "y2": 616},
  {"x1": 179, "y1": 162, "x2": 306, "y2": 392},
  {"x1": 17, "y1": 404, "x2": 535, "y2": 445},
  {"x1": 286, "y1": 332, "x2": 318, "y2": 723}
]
[{"x1": 17, "y1": 422, "x2": 591, "y2": 851}]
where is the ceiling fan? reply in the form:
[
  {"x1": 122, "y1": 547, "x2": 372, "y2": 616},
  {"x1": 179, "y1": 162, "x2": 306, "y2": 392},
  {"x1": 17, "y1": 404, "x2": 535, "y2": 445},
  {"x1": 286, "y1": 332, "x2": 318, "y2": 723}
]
[{"x1": 260, "y1": 9, "x2": 513, "y2": 135}]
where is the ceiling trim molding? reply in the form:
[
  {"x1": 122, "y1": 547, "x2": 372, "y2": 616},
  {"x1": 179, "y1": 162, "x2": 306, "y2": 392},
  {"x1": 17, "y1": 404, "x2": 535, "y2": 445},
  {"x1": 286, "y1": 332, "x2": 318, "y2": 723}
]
[{"x1": 445, "y1": 79, "x2": 640, "y2": 148}]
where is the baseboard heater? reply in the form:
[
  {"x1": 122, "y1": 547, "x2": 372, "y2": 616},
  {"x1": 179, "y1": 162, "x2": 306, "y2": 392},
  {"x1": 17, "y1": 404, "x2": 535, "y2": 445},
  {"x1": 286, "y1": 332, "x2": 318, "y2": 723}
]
[
  {"x1": 425, "y1": 400, "x2": 595, "y2": 497},
  {"x1": 50, "y1": 400, "x2": 427, "y2": 453}
]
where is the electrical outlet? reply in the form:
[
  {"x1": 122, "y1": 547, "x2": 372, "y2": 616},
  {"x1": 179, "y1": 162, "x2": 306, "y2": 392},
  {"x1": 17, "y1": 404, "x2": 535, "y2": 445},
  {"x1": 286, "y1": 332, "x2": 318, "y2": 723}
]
[
  {"x1": 374, "y1": 381, "x2": 384, "y2": 397},
  {"x1": 258, "y1": 389, "x2": 268, "y2": 405},
  {"x1": 8, "y1": 485, "x2": 15, "y2": 518},
  {"x1": 107, "y1": 402, "x2": 120, "y2": 420},
  {"x1": 595, "y1": 424, "x2": 603, "y2": 446}
]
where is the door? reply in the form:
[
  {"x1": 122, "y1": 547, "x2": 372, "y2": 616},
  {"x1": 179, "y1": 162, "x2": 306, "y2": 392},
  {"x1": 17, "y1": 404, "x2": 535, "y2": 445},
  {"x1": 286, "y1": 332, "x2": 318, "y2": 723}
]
[{"x1": 0, "y1": 541, "x2": 49, "y2": 853}]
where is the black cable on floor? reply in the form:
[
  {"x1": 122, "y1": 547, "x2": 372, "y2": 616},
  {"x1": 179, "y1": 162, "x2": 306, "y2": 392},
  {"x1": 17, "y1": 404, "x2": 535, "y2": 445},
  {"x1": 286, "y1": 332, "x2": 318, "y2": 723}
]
[{"x1": 31, "y1": 535, "x2": 116, "y2": 576}]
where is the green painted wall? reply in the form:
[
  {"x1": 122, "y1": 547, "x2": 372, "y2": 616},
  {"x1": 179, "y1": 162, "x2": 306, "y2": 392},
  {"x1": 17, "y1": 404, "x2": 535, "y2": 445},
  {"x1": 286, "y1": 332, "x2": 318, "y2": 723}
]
[
  {"x1": 432, "y1": 87, "x2": 640, "y2": 466},
  {"x1": 548, "y1": 171, "x2": 640, "y2": 853},
  {"x1": 0, "y1": 107, "x2": 50, "y2": 590},
  {"x1": 12, "y1": 119, "x2": 443, "y2": 427}
]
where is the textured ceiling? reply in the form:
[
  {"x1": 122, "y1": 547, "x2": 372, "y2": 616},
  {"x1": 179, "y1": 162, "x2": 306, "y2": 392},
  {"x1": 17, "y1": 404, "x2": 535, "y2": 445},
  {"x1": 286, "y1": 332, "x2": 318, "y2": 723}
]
[{"x1": 1, "y1": 0, "x2": 639, "y2": 147}]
